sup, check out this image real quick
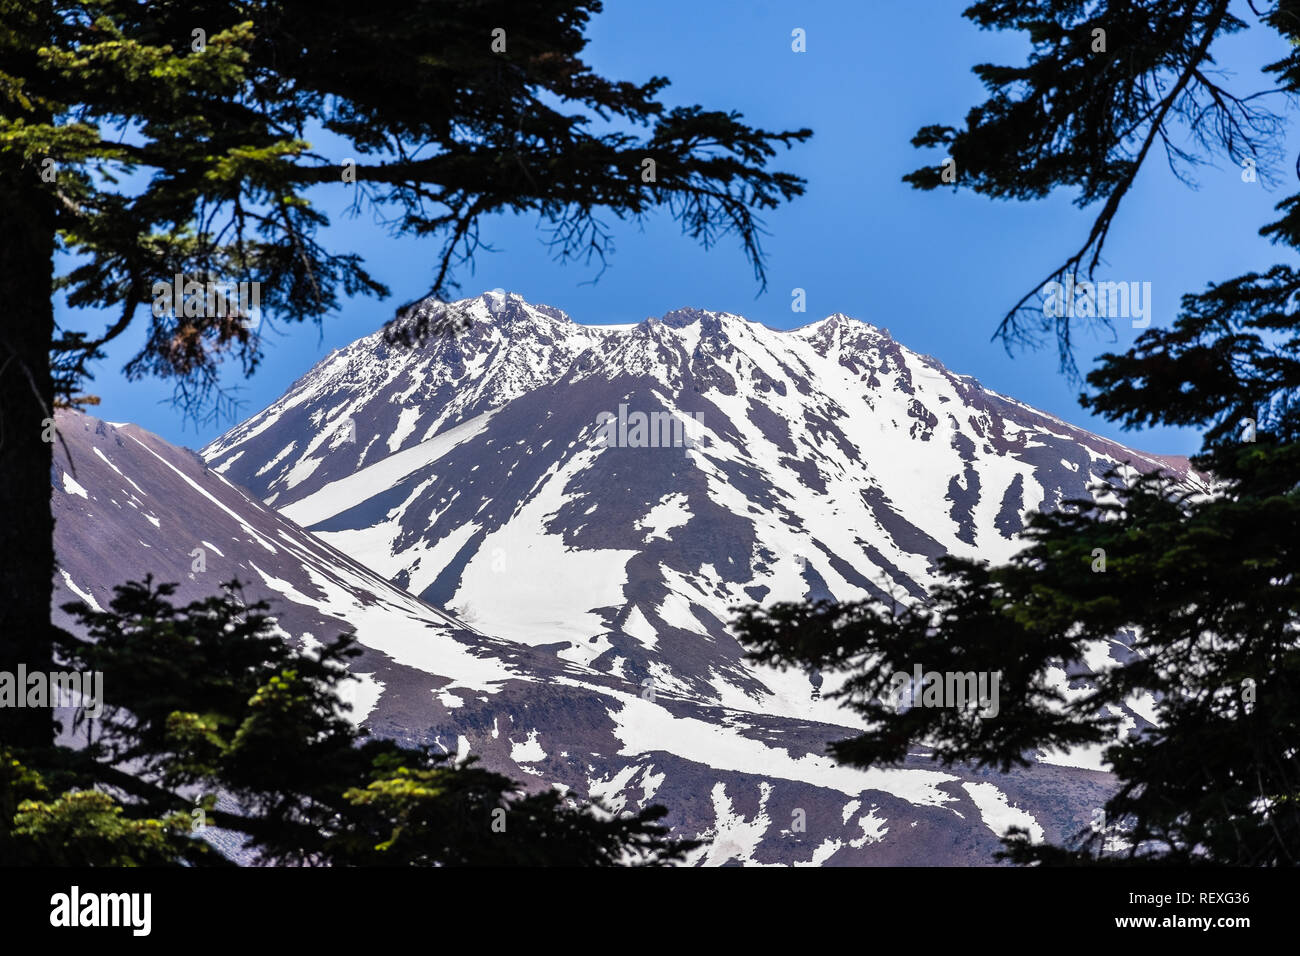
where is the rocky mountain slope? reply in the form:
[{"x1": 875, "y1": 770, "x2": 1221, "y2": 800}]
[{"x1": 52, "y1": 292, "x2": 1193, "y2": 863}]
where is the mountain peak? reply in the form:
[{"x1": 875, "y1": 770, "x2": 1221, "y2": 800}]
[
  {"x1": 178, "y1": 288, "x2": 1209, "y2": 866},
  {"x1": 660, "y1": 306, "x2": 724, "y2": 328},
  {"x1": 793, "y1": 311, "x2": 890, "y2": 338},
  {"x1": 484, "y1": 291, "x2": 572, "y2": 325},
  {"x1": 409, "y1": 290, "x2": 574, "y2": 329}
]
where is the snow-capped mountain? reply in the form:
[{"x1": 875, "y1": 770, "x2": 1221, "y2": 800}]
[
  {"x1": 50, "y1": 410, "x2": 530, "y2": 734},
  {"x1": 52, "y1": 292, "x2": 1193, "y2": 864},
  {"x1": 203, "y1": 292, "x2": 1193, "y2": 719},
  {"x1": 55, "y1": 407, "x2": 1117, "y2": 865}
]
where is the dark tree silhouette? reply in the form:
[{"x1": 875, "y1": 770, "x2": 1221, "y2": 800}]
[
  {"x1": 0, "y1": 1, "x2": 810, "y2": 761},
  {"x1": 736, "y1": 0, "x2": 1300, "y2": 864}
]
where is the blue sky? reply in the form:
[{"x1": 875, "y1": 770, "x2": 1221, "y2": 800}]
[{"x1": 64, "y1": 0, "x2": 1297, "y2": 455}]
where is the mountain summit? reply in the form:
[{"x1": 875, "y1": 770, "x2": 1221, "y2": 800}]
[
  {"x1": 204, "y1": 291, "x2": 1192, "y2": 680},
  {"x1": 56, "y1": 292, "x2": 1197, "y2": 864}
]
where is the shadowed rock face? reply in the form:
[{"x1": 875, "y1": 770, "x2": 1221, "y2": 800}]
[{"x1": 53, "y1": 292, "x2": 1195, "y2": 864}]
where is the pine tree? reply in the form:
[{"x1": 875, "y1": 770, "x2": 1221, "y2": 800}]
[
  {"x1": 0, "y1": 0, "x2": 810, "y2": 756},
  {"x1": 736, "y1": 0, "x2": 1300, "y2": 864},
  {"x1": 1, "y1": 578, "x2": 695, "y2": 865},
  {"x1": 1, "y1": 0, "x2": 808, "y2": 864}
]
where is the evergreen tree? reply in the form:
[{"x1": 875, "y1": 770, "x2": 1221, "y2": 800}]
[
  {"x1": 1, "y1": 579, "x2": 695, "y2": 865},
  {"x1": 0, "y1": 0, "x2": 810, "y2": 755},
  {"x1": 736, "y1": 0, "x2": 1300, "y2": 864},
  {"x1": 0, "y1": 1, "x2": 807, "y2": 862}
]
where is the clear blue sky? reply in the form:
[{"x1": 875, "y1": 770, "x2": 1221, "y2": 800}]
[{"x1": 63, "y1": 0, "x2": 1297, "y2": 456}]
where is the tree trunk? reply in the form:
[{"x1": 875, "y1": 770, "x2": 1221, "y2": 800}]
[{"x1": 0, "y1": 98, "x2": 57, "y2": 751}]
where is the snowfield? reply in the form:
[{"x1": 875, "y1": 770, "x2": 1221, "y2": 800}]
[{"x1": 51, "y1": 292, "x2": 1194, "y2": 865}]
